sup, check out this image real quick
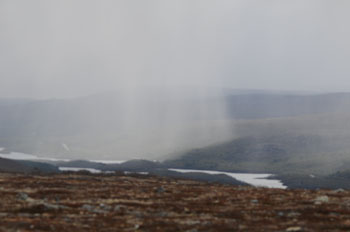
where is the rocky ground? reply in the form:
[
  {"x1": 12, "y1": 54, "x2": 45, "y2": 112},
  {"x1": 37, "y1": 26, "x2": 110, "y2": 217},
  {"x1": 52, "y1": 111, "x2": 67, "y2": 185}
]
[{"x1": 0, "y1": 172, "x2": 350, "y2": 231}]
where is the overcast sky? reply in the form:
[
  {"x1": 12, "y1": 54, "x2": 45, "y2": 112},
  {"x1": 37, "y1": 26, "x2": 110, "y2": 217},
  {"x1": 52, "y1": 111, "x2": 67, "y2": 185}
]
[{"x1": 1, "y1": 0, "x2": 350, "y2": 99}]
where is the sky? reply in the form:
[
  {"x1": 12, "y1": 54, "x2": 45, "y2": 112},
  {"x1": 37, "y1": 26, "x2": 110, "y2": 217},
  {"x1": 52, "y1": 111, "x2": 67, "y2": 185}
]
[{"x1": 0, "y1": 0, "x2": 350, "y2": 99}]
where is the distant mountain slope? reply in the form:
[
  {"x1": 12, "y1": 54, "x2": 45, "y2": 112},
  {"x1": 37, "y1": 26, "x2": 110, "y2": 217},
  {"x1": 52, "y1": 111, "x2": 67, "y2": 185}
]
[
  {"x1": 0, "y1": 98, "x2": 34, "y2": 107},
  {"x1": 165, "y1": 111, "x2": 350, "y2": 176},
  {"x1": 1, "y1": 91, "x2": 350, "y2": 159},
  {"x1": 0, "y1": 158, "x2": 33, "y2": 173},
  {"x1": 0, "y1": 158, "x2": 59, "y2": 173},
  {"x1": 226, "y1": 92, "x2": 350, "y2": 119},
  {"x1": 3, "y1": 91, "x2": 350, "y2": 137}
]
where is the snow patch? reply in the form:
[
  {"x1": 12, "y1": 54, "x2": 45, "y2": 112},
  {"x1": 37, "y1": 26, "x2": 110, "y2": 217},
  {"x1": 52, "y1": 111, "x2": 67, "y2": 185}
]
[
  {"x1": 169, "y1": 168, "x2": 287, "y2": 189},
  {"x1": 90, "y1": 160, "x2": 126, "y2": 164},
  {"x1": 124, "y1": 171, "x2": 149, "y2": 175},
  {"x1": 0, "y1": 151, "x2": 126, "y2": 164},
  {"x1": 59, "y1": 167, "x2": 102, "y2": 174},
  {"x1": 0, "y1": 152, "x2": 70, "y2": 162}
]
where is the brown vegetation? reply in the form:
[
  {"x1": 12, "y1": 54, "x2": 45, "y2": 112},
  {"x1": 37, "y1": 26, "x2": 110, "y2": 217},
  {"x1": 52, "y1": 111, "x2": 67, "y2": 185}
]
[{"x1": 0, "y1": 172, "x2": 350, "y2": 231}]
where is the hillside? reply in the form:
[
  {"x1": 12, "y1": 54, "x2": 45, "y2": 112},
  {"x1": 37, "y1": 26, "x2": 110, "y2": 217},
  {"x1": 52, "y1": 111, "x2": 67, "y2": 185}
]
[
  {"x1": 0, "y1": 158, "x2": 59, "y2": 174},
  {"x1": 225, "y1": 92, "x2": 350, "y2": 119},
  {"x1": 2, "y1": 91, "x2": 350, "y2": 160},
  {"x1": 165, "y1": 110, "x2": 350, "y2": 176},
  {"x1": 0, "y1": 172, "x2": 350, "y2": 231},
  {"x1": 2, "y1": 91, "x2": 350, "y2": 182},
  {"x1": 0, "y1": 158, "x2": 33, "y2": 173}
]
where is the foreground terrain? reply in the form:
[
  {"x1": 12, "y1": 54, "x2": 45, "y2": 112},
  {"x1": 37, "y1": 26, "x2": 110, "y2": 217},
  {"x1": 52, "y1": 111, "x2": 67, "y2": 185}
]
[{"x1": 1, "y1": 173, "x2": 350, "y2": 231}]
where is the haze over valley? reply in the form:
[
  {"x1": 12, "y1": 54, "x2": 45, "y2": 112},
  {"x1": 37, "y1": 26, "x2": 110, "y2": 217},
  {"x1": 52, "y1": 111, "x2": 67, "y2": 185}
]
[{"x1": 1, "y1": 1, "x2": 350, "y2": 190}]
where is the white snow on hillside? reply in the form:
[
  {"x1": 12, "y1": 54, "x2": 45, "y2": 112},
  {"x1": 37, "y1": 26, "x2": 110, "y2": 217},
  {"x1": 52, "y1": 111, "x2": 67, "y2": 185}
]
[{"x1": 169, "y1": 168, "x2": 286, "y2": 189}]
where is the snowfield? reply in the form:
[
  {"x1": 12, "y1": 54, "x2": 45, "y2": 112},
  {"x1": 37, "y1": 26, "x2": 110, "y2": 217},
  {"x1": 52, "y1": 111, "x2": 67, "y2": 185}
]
[
  {"x1": 169, "y1": 168, "x2": 287, "y2": 189},
  {"x1": 59, "y1": 167, "x2": 102, "y2": 173},
  {"x1": 0, "y1": 151, "x2": 70, "y2": 162}
]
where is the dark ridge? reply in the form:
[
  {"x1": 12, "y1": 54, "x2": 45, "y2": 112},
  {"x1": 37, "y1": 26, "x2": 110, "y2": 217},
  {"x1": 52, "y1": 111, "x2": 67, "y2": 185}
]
[
  {"x1": 17, "y1": 160, "x2": 60, "y2": 174},
  {"x1": 0, "y1": 158, "x2": 33, "y2": 173},
  {"x1": 0, "y1": 158, "x2": 59, "y2": 174},
  {"x1": 108, "y1": 159, "x2": 164, "y2": 172},
  {"x1": 54, "y1": 160, "x2": 109, "y2": 170},
  {"x1": 149, "y1": 169, "x2": 249, "y2": 186}
]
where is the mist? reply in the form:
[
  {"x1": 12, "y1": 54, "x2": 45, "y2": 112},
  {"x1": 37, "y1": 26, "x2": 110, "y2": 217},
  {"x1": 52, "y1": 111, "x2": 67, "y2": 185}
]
[
  {"x1": 1, "y1": 1, "x2": 350, "y2": 160},
  {"x1": 0, "y1": 0, "x2": 241, "y2": 159},
  {"x1": 1, "y1": 0, "x2": 350, "y2": 98}
]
